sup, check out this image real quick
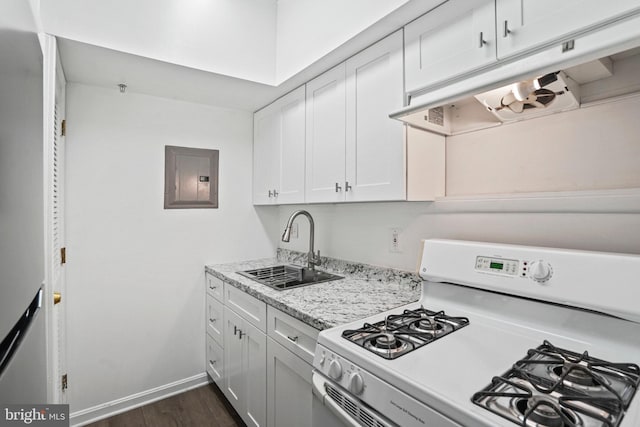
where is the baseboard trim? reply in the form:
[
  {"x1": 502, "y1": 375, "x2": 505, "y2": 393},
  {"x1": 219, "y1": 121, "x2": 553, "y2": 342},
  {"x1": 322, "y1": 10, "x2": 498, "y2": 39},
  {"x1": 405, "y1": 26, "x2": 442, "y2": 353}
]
[{"x1": 70, "y1": 373, "x2": 209, "y2": 426}]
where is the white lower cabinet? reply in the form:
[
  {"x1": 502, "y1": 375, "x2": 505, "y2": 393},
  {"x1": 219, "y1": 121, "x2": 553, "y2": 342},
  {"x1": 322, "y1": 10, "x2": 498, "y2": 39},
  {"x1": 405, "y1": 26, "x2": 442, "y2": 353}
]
[
  {"x1": 223, "y1": 305, "x2": 267, "y2": 427},
  {"x1": 266, "y1": 337, "x2": 313, "y2": 427},
  {"x1": 206, "y1": 274, "x2": 319, "y2": 427}
]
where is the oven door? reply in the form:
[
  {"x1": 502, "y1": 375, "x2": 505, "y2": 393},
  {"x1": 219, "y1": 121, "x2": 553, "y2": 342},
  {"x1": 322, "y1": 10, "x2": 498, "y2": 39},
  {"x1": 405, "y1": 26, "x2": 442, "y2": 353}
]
[{"x1": 311, "y1": 370, "x2": 397, "y2": 427}]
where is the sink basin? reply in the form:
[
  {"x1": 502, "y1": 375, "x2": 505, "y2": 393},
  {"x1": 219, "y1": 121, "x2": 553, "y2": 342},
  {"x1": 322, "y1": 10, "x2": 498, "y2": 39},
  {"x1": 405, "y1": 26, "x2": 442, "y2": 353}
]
[{"x1": 237, "y1": 265, "x2": 342, "y2": 291}]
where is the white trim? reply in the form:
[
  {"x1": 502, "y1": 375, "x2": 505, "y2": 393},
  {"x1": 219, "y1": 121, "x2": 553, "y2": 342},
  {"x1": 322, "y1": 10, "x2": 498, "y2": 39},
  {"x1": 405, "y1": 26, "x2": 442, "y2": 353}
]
[
  {"x1": 42, "y1": 33, "x2": 57, "y2": 404},
  {"x1": 70, "y1": 373, "x2": 210, "y2": 426},
  {"x1": 429, "y1": 188, "x2": 640, "y2": 213}
]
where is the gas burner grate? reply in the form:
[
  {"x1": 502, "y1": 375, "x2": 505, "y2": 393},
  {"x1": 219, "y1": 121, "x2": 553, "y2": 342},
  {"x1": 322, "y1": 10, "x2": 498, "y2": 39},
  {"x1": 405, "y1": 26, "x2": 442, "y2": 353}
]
[
  {"x1": 341, "y1": 307, "x2": 469, "y2": 360},
  {"x1": 472, "y1": 340, "x2": 640, "y2": 427}
]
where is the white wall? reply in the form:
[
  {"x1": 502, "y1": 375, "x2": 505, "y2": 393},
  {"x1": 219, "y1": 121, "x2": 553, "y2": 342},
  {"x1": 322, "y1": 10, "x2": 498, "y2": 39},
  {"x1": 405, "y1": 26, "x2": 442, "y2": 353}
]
[
  {"x1": 446, "y1": 96, "x2": 640, "y2": 195},
  {"x1": 275, "y1": 0, "x2": 408, "y2": 81},
  {"x1": 40, "y1": 0, "x2": 278, "y2": 84},
  {"x1": 65, "y1": 83, "x2": 278, "y2": 413},
  {"x1": 277, "y1": 201, "x2": 640, "y2": 272}
]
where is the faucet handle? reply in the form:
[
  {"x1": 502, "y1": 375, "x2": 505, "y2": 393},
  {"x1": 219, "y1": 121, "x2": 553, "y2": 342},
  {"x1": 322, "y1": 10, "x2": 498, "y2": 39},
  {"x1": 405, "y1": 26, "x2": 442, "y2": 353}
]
[{"x1": 314, "y1": 250, "x2": 321, "y2": 266}]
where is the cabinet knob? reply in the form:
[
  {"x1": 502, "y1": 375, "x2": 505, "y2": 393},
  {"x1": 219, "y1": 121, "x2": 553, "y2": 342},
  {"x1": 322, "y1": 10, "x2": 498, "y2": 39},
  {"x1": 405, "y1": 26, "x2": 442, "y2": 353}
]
[{"x1": 335, "y1": 183, "x2": 342, "y2": 192}]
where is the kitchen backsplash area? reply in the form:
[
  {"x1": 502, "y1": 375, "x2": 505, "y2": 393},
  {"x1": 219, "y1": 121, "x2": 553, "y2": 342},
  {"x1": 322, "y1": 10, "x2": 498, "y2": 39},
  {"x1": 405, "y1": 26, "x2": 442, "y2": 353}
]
[{"x1": 277, "y1": 201, "x2": 640, "y2": 272}]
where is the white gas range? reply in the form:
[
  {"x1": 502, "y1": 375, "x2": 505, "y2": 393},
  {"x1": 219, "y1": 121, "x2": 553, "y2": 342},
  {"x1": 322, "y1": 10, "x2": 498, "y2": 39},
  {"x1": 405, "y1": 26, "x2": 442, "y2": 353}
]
[{"x1": 312, "y1": 239, "x2": 640, "y2": 427}]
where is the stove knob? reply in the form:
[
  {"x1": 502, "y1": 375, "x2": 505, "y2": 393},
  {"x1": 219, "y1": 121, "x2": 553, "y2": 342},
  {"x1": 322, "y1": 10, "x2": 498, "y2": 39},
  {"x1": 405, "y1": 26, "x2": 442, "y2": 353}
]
[
  {"x1": 348, "y1": 373, "x2": 365, "y2": 395},
  {"x1": 328, "y1": 359, "x2": 343, "y2": 380},
  {"x1": 529, "y1": 260, "x2": 552, "y2": 283}
]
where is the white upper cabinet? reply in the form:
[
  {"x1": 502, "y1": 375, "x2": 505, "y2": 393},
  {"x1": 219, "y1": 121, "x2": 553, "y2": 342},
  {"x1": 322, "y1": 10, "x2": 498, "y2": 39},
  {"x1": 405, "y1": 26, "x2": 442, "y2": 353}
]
[
  {"x1": 306, "y1": 30, "x2": 405, "y2": 203},
  {"x1": 405, "y1": 0, "x2": 496, "y2": 94},
  {"x1": 305, "y1": 63, "x2": 347, "y2": 203},
  {"x1": 405, "y1": 0, "x2": 640, "y2": 95},
  {"x1": 496, "y1": 0, "x2": 640, "y2": 60},
  {"x1": 345, "y1": 30, "x2": 406, "y2": 202},
  {"x1": 253, "y1": 86, "x2": 306, "y2": 205}
]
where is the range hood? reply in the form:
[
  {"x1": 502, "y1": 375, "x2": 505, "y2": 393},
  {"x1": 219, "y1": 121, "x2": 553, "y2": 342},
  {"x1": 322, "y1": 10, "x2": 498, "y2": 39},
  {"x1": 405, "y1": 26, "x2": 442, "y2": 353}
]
[{"x1": 391, "y1": 18, "x2": 640, "y2": 136}]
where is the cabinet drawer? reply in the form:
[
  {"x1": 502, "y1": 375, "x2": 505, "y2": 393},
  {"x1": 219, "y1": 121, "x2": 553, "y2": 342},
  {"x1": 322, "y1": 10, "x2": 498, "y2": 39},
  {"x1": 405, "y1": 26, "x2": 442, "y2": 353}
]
[
  {"x1": 224, "y1": 284, "x2": 267, "y2": 332},
  {"x1": 206, "y1": 273, "x2": 224, "y2": 301},
  {"x1": 206, "y1": 333, "x2": 224, "y2": 385},
  {"x1": 206, "y1": 294, "x2": 224, "y2": 346},
  {"x1": 267, "y1": 306, "x2": 319, "y2": 365}
]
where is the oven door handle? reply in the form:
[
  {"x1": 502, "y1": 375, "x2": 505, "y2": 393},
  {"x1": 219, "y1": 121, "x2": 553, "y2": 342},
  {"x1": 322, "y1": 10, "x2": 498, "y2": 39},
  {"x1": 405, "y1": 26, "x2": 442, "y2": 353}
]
[{"x1": 312, "y1": 371, "x2": 365, "y2": 427}]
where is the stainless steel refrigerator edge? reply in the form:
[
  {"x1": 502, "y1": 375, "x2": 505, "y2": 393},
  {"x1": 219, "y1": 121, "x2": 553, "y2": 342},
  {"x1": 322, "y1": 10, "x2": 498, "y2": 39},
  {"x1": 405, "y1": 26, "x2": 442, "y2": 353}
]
[{"x1": 0, "y1": 3, "x2": 49, "y2": 403}]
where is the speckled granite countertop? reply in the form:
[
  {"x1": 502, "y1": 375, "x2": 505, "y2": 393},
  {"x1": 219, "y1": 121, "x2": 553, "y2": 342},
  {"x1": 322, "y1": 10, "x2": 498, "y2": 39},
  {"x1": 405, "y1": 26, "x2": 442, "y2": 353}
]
[{"x1": 205, "y1": 249, "x2": 421, "y2": 331}]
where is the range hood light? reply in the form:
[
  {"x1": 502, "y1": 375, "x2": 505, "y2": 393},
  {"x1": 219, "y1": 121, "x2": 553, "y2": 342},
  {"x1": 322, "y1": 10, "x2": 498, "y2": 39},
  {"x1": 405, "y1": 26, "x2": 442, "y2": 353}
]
[{"x1": 512, "y1": 73, "x2": 560, "y2": 101}]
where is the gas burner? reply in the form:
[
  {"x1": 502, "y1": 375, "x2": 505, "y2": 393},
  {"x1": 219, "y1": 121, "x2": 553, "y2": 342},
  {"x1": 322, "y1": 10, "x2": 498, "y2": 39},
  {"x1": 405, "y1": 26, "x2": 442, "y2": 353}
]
[
  {"x1": 517, "y1": 395, "x2": 576, "y2": 427},
  {"x1": 550, "y1": 363, "x2": 603, "y2": 390},
  {"x1": 364, "y1": 334, "x2": 409, "y2": 356},
  {"x1": 409, "y1": 318, "x2": 445, "y2": 335},
  {"x1": 341, "y1": 306, "x2": 469, "y2": 360},
  {"x1": 472, "y1": 340, "x2": 640, "y2": 427}
]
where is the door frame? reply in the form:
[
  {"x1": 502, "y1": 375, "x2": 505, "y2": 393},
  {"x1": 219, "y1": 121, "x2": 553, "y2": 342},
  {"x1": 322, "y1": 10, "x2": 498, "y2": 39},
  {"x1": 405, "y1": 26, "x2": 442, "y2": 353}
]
[{"x1": 43, "y1": 34, "x2": 68, "y2": 404}]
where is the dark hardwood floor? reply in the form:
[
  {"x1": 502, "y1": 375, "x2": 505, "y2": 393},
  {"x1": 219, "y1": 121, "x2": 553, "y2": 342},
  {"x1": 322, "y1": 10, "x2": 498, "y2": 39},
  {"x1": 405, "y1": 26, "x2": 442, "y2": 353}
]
[{"x1": 86, "y1": 383, "x2": 245, "y2": 427}]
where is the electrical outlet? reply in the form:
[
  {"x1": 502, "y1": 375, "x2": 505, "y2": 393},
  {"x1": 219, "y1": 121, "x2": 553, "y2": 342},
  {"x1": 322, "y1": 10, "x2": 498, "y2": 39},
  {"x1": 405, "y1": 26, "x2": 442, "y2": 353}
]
[
  {"x1": 389, "y1": 228, "x2": 402, "y2": 253},
  {"x1": 291, "y1": 223, "x2": 299, "y2": 239}
]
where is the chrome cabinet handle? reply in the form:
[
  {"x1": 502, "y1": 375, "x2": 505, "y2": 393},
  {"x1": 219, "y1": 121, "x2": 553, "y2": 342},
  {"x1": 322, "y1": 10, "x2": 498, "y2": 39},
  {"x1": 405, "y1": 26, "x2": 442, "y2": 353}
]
[
  {"x1": 479, "y1": 32, "x2": 486, "y2": 47},
  {"x1": 209, "y1": 359, "x2": 216, "y2": 365},
  {"x1": 234, "y1": 326, "x2": 238, "y2": 335},
  {"x1": 287, "y1": 335, "x2": 299, "y2": 342},
  {"x1": 273, "y1": 189, "x2": 278, "y2": 197},
  {"x1": 335, "y1": 183, "x2": 342, "y2": 192},
  {"x1": 345, "y1": 181, "x2": 352, "y2": 192},
  {"x1": 268, "y1": 190, "x2": 273, "y2": 198},
  {"x1": 503, "y1": 20, "x2": 511, "y2": 38},
  {"x1": 209, "y1": 318, "x2": 216, "y2": 323},
  {"x1": 238, "y1": 330, "x2": 244, "y2": 340}
]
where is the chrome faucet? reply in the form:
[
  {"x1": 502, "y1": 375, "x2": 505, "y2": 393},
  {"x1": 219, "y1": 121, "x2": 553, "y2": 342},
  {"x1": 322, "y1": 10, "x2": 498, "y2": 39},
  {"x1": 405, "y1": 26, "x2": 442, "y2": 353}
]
[{"x1": 281, "y1": 210, "x2": 321, "y2": 270}]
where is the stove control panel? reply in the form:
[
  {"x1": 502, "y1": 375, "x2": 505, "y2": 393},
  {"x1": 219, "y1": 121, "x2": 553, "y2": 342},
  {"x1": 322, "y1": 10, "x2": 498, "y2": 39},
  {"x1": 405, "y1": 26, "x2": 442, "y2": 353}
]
[{"x1": 475, "y1": 256, "x2": 521, "y2": 276}]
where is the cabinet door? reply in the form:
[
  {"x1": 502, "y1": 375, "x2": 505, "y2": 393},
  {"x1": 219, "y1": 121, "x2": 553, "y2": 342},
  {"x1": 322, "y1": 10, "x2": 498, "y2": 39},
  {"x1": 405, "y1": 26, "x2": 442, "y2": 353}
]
[
  {"x1": 496, "y1": 0, "x2": 640, "y2": 60},
  {"x1": 345, "y1": 30, "x2": 406, "y2": 202},
  {"x1": 242, "y1": 321, "x2": 267, "y2": 427},
  {"x1": 266, "y1": 338, "x2": 313, "y2": 427},
  {"x1": 305, "y1": 63, "x2": 347, "y2": 203},
  {"x1": 277, "y1": 87, "x2": 306, "y2": 204},
  {"x1": 206, "y1": 333, "x2": 224, "y2": 385},
  {"x1": 405, "y1": 0, "x2": 496, "y2": 94},
  {"x1": 253, "y1": 102, "x2": 280, "y2": 205},
  {"x1": 223, "y1": 307, "x2": 244, "y2": 409}
]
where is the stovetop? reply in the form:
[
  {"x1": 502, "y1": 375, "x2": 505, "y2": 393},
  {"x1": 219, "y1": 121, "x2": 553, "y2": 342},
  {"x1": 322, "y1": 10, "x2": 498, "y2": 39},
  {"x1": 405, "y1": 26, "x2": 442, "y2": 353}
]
[
  {"x1": 314, "y1": 282, "x2": 640, "y2": 427},
  {"x1": 472, "y1": 340, "x2": 640, "y2": 427},
  {"x1": 341, "y1": 307, "x2": 469, "y2": 359}
]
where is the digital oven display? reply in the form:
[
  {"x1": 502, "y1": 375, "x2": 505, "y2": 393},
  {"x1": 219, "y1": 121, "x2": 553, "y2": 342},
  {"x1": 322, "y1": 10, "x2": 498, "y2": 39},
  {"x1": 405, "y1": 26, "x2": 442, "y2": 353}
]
[{"x1": 477, "y1": 256, "x2": 519, "y2": 276}]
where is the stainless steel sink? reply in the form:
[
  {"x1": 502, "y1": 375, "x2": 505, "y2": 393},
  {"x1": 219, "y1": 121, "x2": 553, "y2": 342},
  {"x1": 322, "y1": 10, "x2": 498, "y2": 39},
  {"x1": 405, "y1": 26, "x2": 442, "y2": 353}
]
[{"x1": 237, "y1": 265, "x2": 342, "y2": 291}]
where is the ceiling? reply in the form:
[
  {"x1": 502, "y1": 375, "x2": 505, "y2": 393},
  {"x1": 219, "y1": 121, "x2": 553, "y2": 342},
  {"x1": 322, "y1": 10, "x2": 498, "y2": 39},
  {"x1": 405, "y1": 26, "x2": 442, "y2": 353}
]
[
  {"x1": 57, "y1": 38, "x2": 287, "y2": 112},
  {"x1": 36, "y1": 0, "x2": 448, "y2": 111}
]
